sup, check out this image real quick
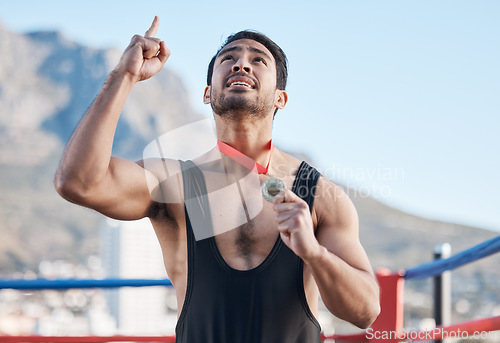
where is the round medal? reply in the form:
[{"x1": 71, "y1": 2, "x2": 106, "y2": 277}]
[{"x1": 261, "y1": 177, "x2": 286, "y2": 202}]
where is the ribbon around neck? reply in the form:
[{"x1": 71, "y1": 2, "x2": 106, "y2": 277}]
[{"x1": 215, "y1": 140, "x2": 274, "y2": 175}]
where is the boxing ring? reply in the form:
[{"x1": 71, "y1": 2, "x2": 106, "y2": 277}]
[{"x1": 1, "y1": 236, "x2": 499, "y2": 342}]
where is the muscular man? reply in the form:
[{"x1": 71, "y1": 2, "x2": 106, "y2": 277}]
[{"x1": 55, "y1": 17, "x2": 380, "y2": 342}]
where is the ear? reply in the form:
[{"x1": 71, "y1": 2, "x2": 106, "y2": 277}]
[
  {"x1": 274, "y1": 89, "x2": 288, "y2": 109},
  {"x1": 203, "y1": 86, "x2": 211, "y2": 104}
]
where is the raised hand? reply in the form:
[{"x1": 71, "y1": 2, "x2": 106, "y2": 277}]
[{"x1": 116, "y1": 16, "x2": 171, "y2": 82}]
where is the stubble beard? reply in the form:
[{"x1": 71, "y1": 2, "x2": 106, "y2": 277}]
[{"x1": 211, "y1": 88, "x2": 275, "y2": 121}]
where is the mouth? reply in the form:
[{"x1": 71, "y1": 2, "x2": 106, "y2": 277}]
[{"x1": 226, "y1": 75, "x2": 256, "y2": 89}]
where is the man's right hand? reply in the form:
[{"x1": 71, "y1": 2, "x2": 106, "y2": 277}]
[{"x1": 115, "y1": 16, "x2": 170, "y2": 83}]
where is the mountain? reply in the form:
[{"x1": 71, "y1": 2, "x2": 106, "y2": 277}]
[
  {"x1": 0, "y1": 23, "x2": 205, "y2": 272},
  {"x1": 0, "y1": 24, "x2": 498, "y2": 326}
]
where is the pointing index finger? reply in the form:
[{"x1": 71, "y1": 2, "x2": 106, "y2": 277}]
[{"x1": 145, "y1": 16, "x2": 160, "y2": 38}]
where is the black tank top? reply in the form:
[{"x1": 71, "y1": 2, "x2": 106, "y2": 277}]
[{"x1": 176, "y1": 160, "x2": 322, "y2": 343}]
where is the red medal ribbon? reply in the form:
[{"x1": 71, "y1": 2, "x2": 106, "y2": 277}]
[{"x1": 216, "y1": 139, "x2": 274, "y2": 175}]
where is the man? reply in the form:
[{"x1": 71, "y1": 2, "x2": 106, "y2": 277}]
[{"x1": 55, "y1": 17, "x2": 380, "y2": 342}]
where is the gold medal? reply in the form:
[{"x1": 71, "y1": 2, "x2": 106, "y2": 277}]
[{"x1": 261, "y1": 177, "x2": 286, "y2": 202}]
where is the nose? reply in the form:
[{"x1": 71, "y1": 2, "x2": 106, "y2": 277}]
[{"x1": 232, "y1": 58, "x2": 251, "y2": 74}]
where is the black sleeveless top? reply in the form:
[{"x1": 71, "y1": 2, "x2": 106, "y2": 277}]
[{"x1": 176, "y1": 160, "x2": 322, "y2": 343}]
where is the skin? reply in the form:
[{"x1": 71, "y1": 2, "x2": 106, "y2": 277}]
[{"x1": 54, "y1": 17, "x2": 380, "y2": 329}]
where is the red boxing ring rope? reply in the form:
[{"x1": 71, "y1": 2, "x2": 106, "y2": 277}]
[
  {"x1": 2, "y1": 316, "x2": 499, "y2": 343},
  {"x1": 0, "y1": 336, "x2": 175, "y2": 343}
]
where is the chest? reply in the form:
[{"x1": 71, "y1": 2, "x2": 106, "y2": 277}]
[
  {"x1": 203, "y1": 170, "x2": 298, "y2": 270},
  {"x1": 213, "y1": 201, "x2": 280, "y2": 270}
]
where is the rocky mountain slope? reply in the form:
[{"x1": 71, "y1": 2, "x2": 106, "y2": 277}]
[{"x1": 0, "y1": 23, "x2": 205, "y2": 272}]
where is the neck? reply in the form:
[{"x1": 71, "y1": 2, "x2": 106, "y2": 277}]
[{"x1": 214, "y1": 115, "x2": 273, "y2": 166}]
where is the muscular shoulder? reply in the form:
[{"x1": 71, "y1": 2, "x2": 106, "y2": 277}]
[
  {"x1": 271, "y1": 148, "x2": 303, "y2": 178},
  {"x1": 136, "y1": 157, "x2": 184, "y2": 219},
  {"x1": 312, "y1": 175, "x2": 374, "y2": 278},
  {"x1": 313, "y1": 176, "x2": 359, "y2": 235},
  {"x1": 137, "y1": 157, "x2": 182, "y2": 180}
]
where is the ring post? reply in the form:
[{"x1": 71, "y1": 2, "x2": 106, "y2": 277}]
[
  {"x1": 434, "y1": 243, "x2": 451, "y2": 343},
  {"x1": 369, "y1": 268, "x2": 405, "y2": 342}
]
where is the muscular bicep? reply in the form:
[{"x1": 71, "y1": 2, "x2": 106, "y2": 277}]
[
  {"x1": 78, "y1": 157, "x2": 182, "y2": 221},
  {"x1": 314, "y1": 177, "x2": 374, "y2": 275},
  {"x1": 75, "y1": 156, "x2": 157, "y2": 220}
]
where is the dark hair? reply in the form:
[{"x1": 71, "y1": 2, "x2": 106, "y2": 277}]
[{"x1": 206, "y1": 30, "x2": 288, "y2": 90}]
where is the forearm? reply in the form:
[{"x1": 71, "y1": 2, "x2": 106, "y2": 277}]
[
  {"x1": 304, "y1": 245, "x2": 380, "y2": 328},
  {"x1": 55, "y1": 70, "x2": 135, "y2": 194}
]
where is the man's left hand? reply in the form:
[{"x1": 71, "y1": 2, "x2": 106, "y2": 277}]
[{"x1": 273, "y1": 189, "x2": 321, "y2": 261}]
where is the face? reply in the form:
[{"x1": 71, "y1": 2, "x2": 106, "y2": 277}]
[{"x1": 204, "y1": 39, "x2": 287, "y2": 120}]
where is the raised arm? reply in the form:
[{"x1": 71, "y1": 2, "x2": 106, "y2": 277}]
[{"x1": 54, "y1": 17, "x2": 171, "y2": 220}]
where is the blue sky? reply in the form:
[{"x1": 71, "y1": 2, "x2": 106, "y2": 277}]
[{"x1": 1, "y1": 0, "x2": 499, "y2": 231}]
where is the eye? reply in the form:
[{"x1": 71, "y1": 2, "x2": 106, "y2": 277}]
[
  {"x1": 220, "y1": 55, "x2": 234, "y2": 63},
  {"x1": 254, "y1": 57, "x2": 267, "y2": 65}
]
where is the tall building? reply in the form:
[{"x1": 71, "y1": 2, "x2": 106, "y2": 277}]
[{"x1": 100, "y1": 218, "x2": 177, "y2": 335}]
